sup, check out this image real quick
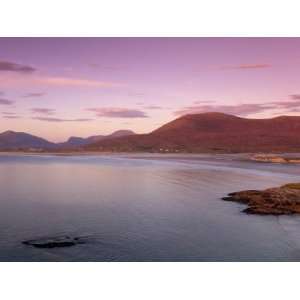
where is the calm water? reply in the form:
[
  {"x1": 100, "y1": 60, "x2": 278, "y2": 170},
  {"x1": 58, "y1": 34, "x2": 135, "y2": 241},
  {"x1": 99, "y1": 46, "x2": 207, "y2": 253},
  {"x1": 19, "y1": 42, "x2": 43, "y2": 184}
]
[{"x1": 0, "y1": 153, "x2": 299, "y2": 261}]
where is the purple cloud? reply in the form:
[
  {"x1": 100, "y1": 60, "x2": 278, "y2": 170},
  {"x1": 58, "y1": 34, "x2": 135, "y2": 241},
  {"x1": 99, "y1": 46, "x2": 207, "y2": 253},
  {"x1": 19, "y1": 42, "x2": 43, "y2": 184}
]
[
  {"x1": 23, "y1": 92, "x2": 46, "y2": 98},
  {"x1": 0, "y1": 98, "x2": 14, "y2": 105},
  {"x1": 3, "y1": 115, "x2": 21, "y2": 119},
  {"x1": 88, "y1": 63, "x2": 124, "y2": 71},
  {"x1": 144, "y1": 105, "x2": 164, "y2": 110},
  {"x1": 175, "y1": 103, "x2": 276, "y2": 117},
  {"x1": 289, "y1": 94, "x2": 300, "y2": 100},
  {"x1": 270, "y1": 100, "x2": 300, "y2": 109},
  {"x1": 2, "y1": 112, "x2": 15, "y2": 115},
  {"x1": 33, "y1": 117, "x2": 93, "y2": 122},
  {"x1": 193, "y1": 100, "x2": 215, "y2": 104},
  {"x1": 269, "y1": 95, "x2": 300, "y2": 110},
  {"x1": 128, "y1": 92, "x2": 145, "y2": 98},
  {"x1": 0, "y1": 60, "x2": 36, "y2": 73},
  {"x1": 32, "y1": 108, "x2": 56, "y2": 115},
  {"x1": 87, "y1": 107, "x2": 148, "y2": 118},
  {"x1": 220, "y1": 64, "x2": 271, "y2": 70},
  {"x1": 175, "y1": 93, "x2": 300, "y2": 117}
]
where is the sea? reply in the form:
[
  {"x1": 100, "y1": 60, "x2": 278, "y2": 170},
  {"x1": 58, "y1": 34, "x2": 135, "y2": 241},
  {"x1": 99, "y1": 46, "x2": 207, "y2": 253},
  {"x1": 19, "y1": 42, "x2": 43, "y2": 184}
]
[{"x1": 0, "y1": 153, "x2": 299, "y2": 261}]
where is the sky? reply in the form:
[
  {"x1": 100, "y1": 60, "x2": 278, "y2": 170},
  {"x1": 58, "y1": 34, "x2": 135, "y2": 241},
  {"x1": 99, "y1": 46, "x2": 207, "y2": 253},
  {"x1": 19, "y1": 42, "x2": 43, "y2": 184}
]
[{"x1": 1, "y1": 37, "x2": 300, "y2": 142}]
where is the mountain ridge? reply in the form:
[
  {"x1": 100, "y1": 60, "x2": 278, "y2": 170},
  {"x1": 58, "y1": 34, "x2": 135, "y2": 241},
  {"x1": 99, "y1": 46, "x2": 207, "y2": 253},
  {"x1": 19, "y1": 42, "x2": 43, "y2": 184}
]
[
  {"x1": 57, "y1": 130, "x2": 136, "y2": 148},
  {"x1": 0, "y1": 130, "x2": 56, "y2": 150},
  {"x1": 1, "y1": 113, "x2": 300, "y2": 152},
  {"x1": 84, "y1": 112, "x2": 300, "y2": 153},
  {"x1": 0, "y1": 129, "x2": 136, "y2": 150}
]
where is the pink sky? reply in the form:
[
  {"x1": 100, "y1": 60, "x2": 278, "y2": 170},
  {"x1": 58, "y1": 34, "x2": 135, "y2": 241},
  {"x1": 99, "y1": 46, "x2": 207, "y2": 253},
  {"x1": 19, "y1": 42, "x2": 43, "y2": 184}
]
[{"x1": 1, "y1": 38, "x2": 300, "y2": 142}]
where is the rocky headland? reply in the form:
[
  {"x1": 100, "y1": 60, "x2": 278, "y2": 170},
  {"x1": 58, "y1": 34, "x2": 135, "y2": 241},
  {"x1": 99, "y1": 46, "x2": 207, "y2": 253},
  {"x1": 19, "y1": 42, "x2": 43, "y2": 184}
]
[
  {"x1": 222, "y1": 183, "x2": 300, "y2": 215},
  {"x1": 251, "y1": 154, "x2": 300, "y2": 164}
]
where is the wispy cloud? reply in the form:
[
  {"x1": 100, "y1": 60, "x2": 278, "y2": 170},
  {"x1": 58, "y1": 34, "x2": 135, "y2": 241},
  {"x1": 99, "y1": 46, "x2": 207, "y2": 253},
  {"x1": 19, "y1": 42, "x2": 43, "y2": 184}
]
[
  {"x1": 0, "y1": 60, "x2": 36, "y2": 73},
  {"x1": 290, "y1": 94, "x2": 300, "y2": 100},
  {"x1": 0, "y1": 98, "x2": 14, "y2": 105},
  {"x1": 88, "y1": 63, "x2": 124, "y2": 71},
  {"x1": 87, "y1": 107, "x2": 148, "y2": 118},
  {"x1": 269, "y1": 96, "x2": 300, "y2": 110},
  {"x1": 143, "y1": 105, "x2": 164, "y2": 110},
  {"x1": 219, "y1": 63, "x2": 271, "y2": 70},
  {"x1": 128, "y1": 92, "x2": 145, "y2": 98},
  {"x1": 2, "y1": 112, "x2": 15, "y2": 115},
  {"x1": 23, "y1": 92, "x2": 46, "y2": 98},
  {"x1": 0, "y1": 74, "x2": 124, "y2": 89},
  {"x1": 175, "y1": 103, "x2": 275, "y2": 117},
  {"x1": 175, "y1": 94, "x2": 300, "y2": 117},
  {"x1": 3, "y1": 115, "x2": 21, "y2": 119},
  {"x1": 33, "y1": 117, "x2": 93, "y2": 122},
  {"x1": 31, "y1": 108, "x2": 56, "y2": 115},
  {"x1": 193, "y1": 100, "x2": 215, "y2": 104},
  {"x1": 37, "y1": 77, "x2": 124, "y2": 88}
]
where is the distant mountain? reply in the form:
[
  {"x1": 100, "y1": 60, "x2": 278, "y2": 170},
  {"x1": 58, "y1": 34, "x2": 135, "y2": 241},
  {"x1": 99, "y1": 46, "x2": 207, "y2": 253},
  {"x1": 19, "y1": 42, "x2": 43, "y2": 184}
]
[
  {"x1": 58, "y1": 136, "x2": 88, "y2": 147},
  {"x1": 0, "y1": 129, "x2": 136, "y2": 150},
  {"x1": 0, "y1": 130, "x2": 56, "y2": 150},
  {"x1": 84, "y1": 112, "x2": 300, "y2": 153},
  {"x1": 58, "y1": 130, "x2": 136, "y2": 148},
  {"x1": 107, "y1": 130, "x2": 136, "y2": 139},
  {"x1": 2, "y1": 114, "x2": 300, "y2": 153}
]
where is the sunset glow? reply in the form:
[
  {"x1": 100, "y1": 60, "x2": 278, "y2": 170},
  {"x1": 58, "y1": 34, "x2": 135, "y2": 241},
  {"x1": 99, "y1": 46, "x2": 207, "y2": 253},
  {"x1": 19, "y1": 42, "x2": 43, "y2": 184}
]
[{"x1": 1, "y1": 37, "x2": 300, "y2": 142}]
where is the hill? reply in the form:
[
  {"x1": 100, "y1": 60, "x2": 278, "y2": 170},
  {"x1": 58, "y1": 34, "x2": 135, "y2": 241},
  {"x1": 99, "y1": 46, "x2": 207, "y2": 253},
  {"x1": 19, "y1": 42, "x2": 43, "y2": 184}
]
[
  {"x1": 84, "y1": 112, "x2": 300, "y2": 153},
  {"x1": 0, "y1": 130, "x2": 56, "y2": 150},
  {"x1": 57, "y1": 130, "x2": 136, "y2": 148}
]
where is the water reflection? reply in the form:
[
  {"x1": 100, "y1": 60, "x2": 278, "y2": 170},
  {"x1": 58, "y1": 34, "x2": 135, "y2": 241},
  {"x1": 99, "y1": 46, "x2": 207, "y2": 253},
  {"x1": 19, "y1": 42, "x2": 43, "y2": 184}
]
[{"x1": 0, "y1": 154, "x2": 299, "y2": 261}]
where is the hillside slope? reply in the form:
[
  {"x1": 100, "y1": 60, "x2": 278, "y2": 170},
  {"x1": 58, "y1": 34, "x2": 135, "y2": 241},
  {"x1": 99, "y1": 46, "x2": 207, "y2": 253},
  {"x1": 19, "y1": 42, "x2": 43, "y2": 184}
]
[
  {"x1": 84, "y1": 112, "x2": 300, "y2": 153},
  {"x1": 58, "y1": 130, "x2": 136, "y2": 148},
  {"x1": 0, "y1": 130, "x2": 56, "y2": 150}
]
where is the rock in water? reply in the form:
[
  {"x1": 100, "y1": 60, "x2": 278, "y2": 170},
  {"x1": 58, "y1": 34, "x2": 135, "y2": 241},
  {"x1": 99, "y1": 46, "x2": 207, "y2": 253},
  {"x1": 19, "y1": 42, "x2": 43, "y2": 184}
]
[
  {"x1": 222, "y1": 183, "x2": 300, "y2": 215},
  {"x1": 22, "y1": 235, "x2": 84, "y2": 248},
  {"x1": 251, "y1": 154, "x2": 300, "y2": 164}
]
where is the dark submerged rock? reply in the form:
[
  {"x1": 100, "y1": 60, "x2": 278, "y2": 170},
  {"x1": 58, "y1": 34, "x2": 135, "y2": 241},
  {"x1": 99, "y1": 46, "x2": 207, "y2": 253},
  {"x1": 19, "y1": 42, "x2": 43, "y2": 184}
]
[
  {"x1": 22, "y1": 235, "x2": 85, "y2": 248},
  {"x1": 222, "y1": 183, "x2": 300, "y2": 215}
]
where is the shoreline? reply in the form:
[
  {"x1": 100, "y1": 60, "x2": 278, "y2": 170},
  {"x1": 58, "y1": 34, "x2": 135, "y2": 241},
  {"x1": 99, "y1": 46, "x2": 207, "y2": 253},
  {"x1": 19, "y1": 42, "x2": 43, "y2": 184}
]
[{"x1": 1, "y1": 151, "x2": 300, "y2": 165}]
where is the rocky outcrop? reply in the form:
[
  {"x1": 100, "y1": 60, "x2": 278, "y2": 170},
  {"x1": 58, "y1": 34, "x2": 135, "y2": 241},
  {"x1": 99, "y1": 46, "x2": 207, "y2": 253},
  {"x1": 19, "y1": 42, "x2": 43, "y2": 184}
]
[
  {"x1": 251, "y1": 155, "x2": 300, "y2": 163},
  {"x1": 222, "y1": 183, "x2": 300, "y2": 215},
  {"x1": 22, "y1": 235, "x2": 85, "y2": 248}
]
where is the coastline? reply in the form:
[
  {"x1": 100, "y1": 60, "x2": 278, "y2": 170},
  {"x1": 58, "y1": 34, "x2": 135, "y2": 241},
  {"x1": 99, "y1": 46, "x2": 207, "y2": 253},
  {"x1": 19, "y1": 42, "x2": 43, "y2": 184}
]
[{"x1": 1, "y1": 151, "x2": 300, "y2": 166}]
